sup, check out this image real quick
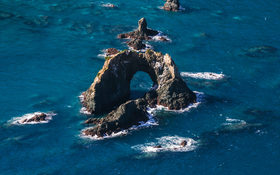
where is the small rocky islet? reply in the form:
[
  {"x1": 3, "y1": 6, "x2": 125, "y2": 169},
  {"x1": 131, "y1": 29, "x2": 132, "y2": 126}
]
[{"x1": 81, "y1": 48, "x2": 196, "y2": 138}]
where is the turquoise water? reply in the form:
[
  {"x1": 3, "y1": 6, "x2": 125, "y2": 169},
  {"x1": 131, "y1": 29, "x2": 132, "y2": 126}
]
[{"x1": 0, "y1": 0, "x2": 280, "y2": 174}]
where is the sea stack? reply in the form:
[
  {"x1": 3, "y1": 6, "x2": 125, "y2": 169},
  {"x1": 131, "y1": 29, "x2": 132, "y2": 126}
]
[
  {"x1": 82, "y1": 49, "x2": 196, "y2": 137},
  {"x1": 163, "y1": 0, "x2": 180, "y2": 11},
  {"x1": 117, "y1": 18, "x2": 159, "y2": 40}
]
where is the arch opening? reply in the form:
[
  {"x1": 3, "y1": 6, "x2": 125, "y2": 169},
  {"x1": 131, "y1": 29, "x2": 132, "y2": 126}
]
[{"x1": 129, "y1": 71, "x2": 155, "y2": 100}]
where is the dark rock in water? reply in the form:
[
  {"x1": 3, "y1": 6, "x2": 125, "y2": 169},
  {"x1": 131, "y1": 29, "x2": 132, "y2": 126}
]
[
  {"x1": 244, "y1": 45, "x2": 277, "y2": 57},
  {"x1": 0, "y1": 11, "x2": 14, "y2": 19},
  {"x1": 180, "y1": 140, "x2": 187, "y2": 147},
  {"x1": 117, "y1": 18, "x2": 159, "y2": 40},
  {"x1": 82, "y1": 49, "x2": 196, "y2": 114},
  {"x1": 83, "y1": 99, "x2": 148, "y2": 137},
  {"x1": 163, "y1": 0, "x2": 180, "y2": 11},
  {"x1": 23, "y1": 113, "x2": 47, "y2": 123},
  {"x1": 106, "y1": 48, "x2": 119, "y2": 56},
  {"x1": 127, "y1": 39, "x2": 146, "y2": 50},
  {"x1": 153, "y1": 145, "x2": 162, "y2": 148}
]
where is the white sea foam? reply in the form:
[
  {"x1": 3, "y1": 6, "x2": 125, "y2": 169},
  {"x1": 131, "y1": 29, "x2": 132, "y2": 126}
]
[
  {"x1": 100, "y1": 3, "x2": 117, "y2": 8},
  {"x1": 9, "y1": 112, "x2": 56, "y2": 125},
  {"x1": 180, "y1": 72, "x2": 226, "y2": 80},
  {"x1": 128, "y1": 43, "x2": 153, "y2": 53},
  {"x1": 80, "y1": 107, "x2": 91, "y2": 115},
  {"x1": 79, "y1": 93, "x2": 92, "y2": 115},
  {"x1": 223, "y1": 117, "x2": 246, "y2": 126},
  {"x1": 79, "y1": 93, "x2": 85, "y2": 103},
  {"x1": 152, "y1": 32, "x2": 171, "y2": 42},
  {"x1": 80, "y1": 112, "x2": 158, "y2": 141},
  {"x1": 132, "y1": 136, "x2": 198, "y2": 153},
  {"x1": 148, "y1": 91, "x2": 204, "y2": 114},
  {"x1": 80, "y1": 128, "x2": 128, "y2": 141},
  {"x1": 97, "y1": 49, "x2": 120, "y2": 58}
]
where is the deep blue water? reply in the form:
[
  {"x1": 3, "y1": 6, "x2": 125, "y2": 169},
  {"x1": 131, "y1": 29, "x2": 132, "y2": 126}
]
[{"x1": 1, "y1": 0, "x2": 280, "y2": 174}]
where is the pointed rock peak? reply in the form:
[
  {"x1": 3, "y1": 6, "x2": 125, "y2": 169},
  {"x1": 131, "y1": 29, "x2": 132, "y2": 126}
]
[{"x1": 138, "y1": 17, "x2": 147, "y2": 33}]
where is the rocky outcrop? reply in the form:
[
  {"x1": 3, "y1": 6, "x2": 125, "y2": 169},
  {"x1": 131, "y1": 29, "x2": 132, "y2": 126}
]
[
  {"x1": 127, "y1": 39, "x2": 146, "y2": 50},
  {"x1": 105, "y1": 48, "x2": 119, "y2": 56},
  {"x1": 22, "y1": 113, "x2": 47, "y2": 123},
  {"x1": 83, "y1": 99, "x2": 148, "y2": 137},
  {"x1": 82, "y1": 49, "x2": 196, "y2": 138},
  {"x1": 82, "y1": 49, "x2": 196, "y2": 114},
  {"x1": 163, "y1": 0, "x2": 180, "y2": 11},
  {"x1": 243, "y1": 45, "x2": 277, "y2": 57},
  {"x1": 117, "y1": 18, "x2": 159, "y2": 40}
]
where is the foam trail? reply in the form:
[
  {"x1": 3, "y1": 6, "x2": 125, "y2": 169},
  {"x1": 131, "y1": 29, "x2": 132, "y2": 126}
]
[
  {"x1": 152, "y1": 32, "x2": 171, "y2": 42},
  {"x1": 9, "y1": 112, "x2": 56, "y2": 125},
  {"x1": 180, "y1": 72, "x2": 226, "y2": 80},
  {"x1": 128, "y1": 43, "x2": 153, "y2": 53},
  {"x1": 132, "y1": 136, "x2": 198, "y2": 153}
]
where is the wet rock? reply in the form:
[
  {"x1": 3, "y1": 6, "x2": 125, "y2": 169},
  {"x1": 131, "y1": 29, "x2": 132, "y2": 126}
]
[
  {"x1": 127, "y1": 39, "x2": 146, "y2": 50},
  {"x1": 117, "y1": 18, "x2": 159, "y2": 40},
  {"x1": 106, "y1": 48, "x2": 119, "y2": 56},
  {"x1": 153, "y1": 145, "x2": 162, "y2": 148},
  {"x1": 244, "y1": 45, "x2": 277, "y2": 57},
  {"x1": 22, "y1": 113, "x2": 47, "y2": 123},
  {"x1": 180, "y1": 140, "x2": 187, "y2": 147},
  {"x1": 163, "y1": 0, "x2": 180, "y2": 11},
  {"x1": 83, "y1": 99, "x2": 148, "y2": 137},
  {"x1": 82, "y1": 49, "x2": 196, "y2": 114}
]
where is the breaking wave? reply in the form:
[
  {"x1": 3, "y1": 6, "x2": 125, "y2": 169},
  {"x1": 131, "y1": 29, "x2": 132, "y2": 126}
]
[
  {"x1": 180, "y1": 72, "x2": 226, "y2": 80},
  {"x1": 79, "y1": 93, "x2": 91, "y2": 115},
  {"x1": 152, "y1": 32, "x2": 171, "y2": 42},
  {"x1": 148, "y1": 91, "x2": 204, "y2": 114},
  {"x1": 132, "y1": 136, "x2": 198, "y2": 153},
  {"x1": 9, "y1": 112, "x2": 56, "y2": 125},
  {"x1": 80, "y1": 110, "x2": 158, "y2": 141}
]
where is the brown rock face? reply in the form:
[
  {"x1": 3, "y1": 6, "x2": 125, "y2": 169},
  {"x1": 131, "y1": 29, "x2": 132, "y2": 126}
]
[
  {"x1": 83, "y1": 99, "x2": 148, "y2": 137},
  {"x1": 127, "y1": 39, "x2": 146, "y2": 50},
  {"x1": 117, "y1": 18, "x2": 159, "y2": 40},
  {"x1": 23, "y1": 113, "x2": 47, "y2": 123},
  {"x1": 82, "y1": 49, "x2": 196, "y2": 137},
  {"x1": 163, "y1": 0, "x2": 180, "y2": 11},
  {"x1": 83, "y1": 49, "x2": 196, "y2": 114},
  {"x1": 105, "y1": 48, "x2": 119, "y2": 56}
]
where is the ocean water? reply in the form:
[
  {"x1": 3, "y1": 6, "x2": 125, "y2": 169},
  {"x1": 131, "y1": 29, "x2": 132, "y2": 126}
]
[{"x1": 0, "y1": 0, "x2": 280, "y2": 174}]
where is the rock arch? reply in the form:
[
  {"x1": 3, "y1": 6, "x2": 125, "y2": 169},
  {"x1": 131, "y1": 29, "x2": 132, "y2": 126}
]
[{"x1": 82, "y1": 49, "x2": 196, "y2": 114}]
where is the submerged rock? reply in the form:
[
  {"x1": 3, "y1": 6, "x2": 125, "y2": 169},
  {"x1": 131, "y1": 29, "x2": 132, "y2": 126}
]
[
  {"x1": 82, "y1": 49, "x2": 196, "y2": 114},
  {"x1": 117, "y1": 18, "x2": 159, "y2": 40},
  {"x1": 244, "y1": 45, "x2": 277, "y2": 57},
  {"x1": 83, "y1": 99, "x2": 148, "y2": 137},
  {"x1": 127, "y1": 39, "x2": 146, "y2": 50},
  {"x1": 163, "y1": 0, "x2": 180, "y2": 11}
]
